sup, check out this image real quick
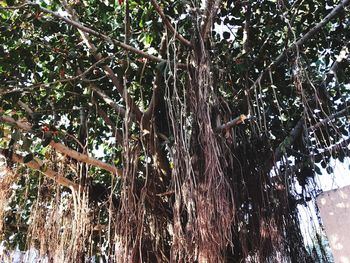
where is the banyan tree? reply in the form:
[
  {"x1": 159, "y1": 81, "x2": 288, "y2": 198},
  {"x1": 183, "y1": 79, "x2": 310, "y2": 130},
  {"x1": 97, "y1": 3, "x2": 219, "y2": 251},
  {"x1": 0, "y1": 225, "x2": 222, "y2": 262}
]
[{"x1": 0, "y1": 0, "x2": 349, "y2": 262}]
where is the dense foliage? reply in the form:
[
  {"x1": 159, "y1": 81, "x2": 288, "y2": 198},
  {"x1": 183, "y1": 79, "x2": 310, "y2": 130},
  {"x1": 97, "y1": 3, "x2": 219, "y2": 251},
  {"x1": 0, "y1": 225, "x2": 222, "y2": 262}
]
[{"x1": 0, "y1": 0, "x2": 349, "y2": 262}]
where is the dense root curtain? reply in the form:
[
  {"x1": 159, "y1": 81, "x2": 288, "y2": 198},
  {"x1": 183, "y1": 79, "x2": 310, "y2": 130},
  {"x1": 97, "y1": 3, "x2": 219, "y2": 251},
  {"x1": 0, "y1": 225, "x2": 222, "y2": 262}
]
[{"x1": 168, "y1": 22, "x2": 235, "y2": 262}]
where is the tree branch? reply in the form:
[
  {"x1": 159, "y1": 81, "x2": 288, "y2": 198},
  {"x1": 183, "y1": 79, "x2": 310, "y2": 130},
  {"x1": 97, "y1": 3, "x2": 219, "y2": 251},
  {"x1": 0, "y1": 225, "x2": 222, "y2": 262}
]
[
  {"x1": 272, "y1": 41, "x2": 350, "y2": 163},
  {"x1": 124, "y1": 0, "x2": 131, "y2": 45},
  {"x1": 93, "y1": 102, "x2": 124, "y2": 146},
  {"x1": 0, "y1": 55, "x2": 112, "y2": 95},
  {"x1": 150, "y1": 0, "x2": 192, "y2": 47},
  {"x1": 49, "y1": 141, "x2": 122, "y2": 175},
  {"x1": 0, "y1": 114, "x2": 122, "y2": 176},
  {"x1": 215, "y1": 114, "x2": 248, "y2": 132},
  {"x1": 321, "y1": 43, "x2": 350, "y2": 98},
  {"x1": 309, "y1": 103, "x2": 350, "y2": 132},
  {"x1": 248, "y1": 0, "x2": 350, "y2": 93},
  {"x1": 274, "y1": 118, "x2": 304, "y2": 162},
  {"x1": 201, "y1": 0, "x2": 221, "y2": 41},
  {"x1": 58, "y1": 0, "x2": 143, "y2": 123},
  {"x1": 24, "y1": 1, "x2": 187, "y2": 69},
  {"x1": 0, "y1": 149, "x2": 79, "y2": 191},
  {"x1": 89, "y1": 84, "x2": 129, "y2": 120},
  {"x1": 143, "y1": 36, "x2": 167, "y2": 125}
]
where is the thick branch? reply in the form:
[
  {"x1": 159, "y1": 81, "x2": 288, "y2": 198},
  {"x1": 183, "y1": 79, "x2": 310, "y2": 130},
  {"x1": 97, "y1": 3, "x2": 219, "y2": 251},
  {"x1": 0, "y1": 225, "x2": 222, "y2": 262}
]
[
  {"x1": 0, "y1": 114, "x2": 121, "y2": 176},
  {"x1": 150, "y1": 0, "x2": 192, "y2": 47},
  {"x1": 273, "y1": 42, "x2": 350, "y2": 163},
  {"x1": 143, "y1": 36, "x2": 167, "y2": 125},
  {"x1": 49, "y1": 141, "x2": 122, "y2": 175},
  {"x1": 273, "y1": 103, "x2": 350, "y2": 162},
  {"x1": 216, "y1": 114, "x2": 248, "y2": 132},
  {"x1": 0, "y1": 149, "x2": 79, "y2": 191}
]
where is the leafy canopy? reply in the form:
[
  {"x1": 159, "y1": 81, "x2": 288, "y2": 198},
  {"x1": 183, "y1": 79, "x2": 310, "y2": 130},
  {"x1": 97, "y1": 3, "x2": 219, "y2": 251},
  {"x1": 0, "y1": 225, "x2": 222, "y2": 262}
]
[{"x1": 0, "y1": 0, "x2": 349, "y2": 262}]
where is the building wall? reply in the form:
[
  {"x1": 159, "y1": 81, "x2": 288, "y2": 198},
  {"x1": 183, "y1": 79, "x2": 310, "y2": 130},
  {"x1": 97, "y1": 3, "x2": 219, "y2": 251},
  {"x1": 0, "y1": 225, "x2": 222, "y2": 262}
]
[{"x1": 317, "y1": 185, "x2": 350, "y2": 263}]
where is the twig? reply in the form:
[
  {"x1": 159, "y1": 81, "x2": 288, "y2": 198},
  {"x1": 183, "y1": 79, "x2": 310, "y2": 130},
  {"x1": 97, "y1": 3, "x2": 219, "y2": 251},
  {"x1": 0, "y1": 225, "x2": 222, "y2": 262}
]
[{"x1": 150, "y1": 0, "x2": 192, "y2": 47}]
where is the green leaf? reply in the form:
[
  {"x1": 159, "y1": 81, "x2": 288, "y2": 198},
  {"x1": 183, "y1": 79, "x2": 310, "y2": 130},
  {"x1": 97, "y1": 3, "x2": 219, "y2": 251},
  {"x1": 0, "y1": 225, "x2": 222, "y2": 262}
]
[
  {"x1": 40, "y1": 163, "x2": 48, "y2": 172},
  {"x1": 5, "y1": 0, "x2": 14, "y2": 6},
  {"x1": 326, "y1": 166, "x2": 333, "y2": 174},
  {"x1": 23, "y1": 153, "x2": 34, "y2": 163},
  {"x1": 22, "y1": 137, "x2": 32, "y2": 151},
  {"x1": 314, "y1": 165, "x2": 322, "y2": 175},
  {"x1": 11, "y1": 129, "x2": 20, "y2": 142},
  {"x1": 53, "y1": 135, "x2": 60, "y2": 143},
  {"x1": 42, "y1": 132, "x2": 52, "y2": 147}
]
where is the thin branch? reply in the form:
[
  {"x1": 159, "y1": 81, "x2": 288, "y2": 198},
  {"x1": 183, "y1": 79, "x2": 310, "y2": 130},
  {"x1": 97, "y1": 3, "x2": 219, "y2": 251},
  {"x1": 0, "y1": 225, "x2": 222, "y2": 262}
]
[
  {"x1": 24, "y1": 1, "x2": 186, "y2": 69},
  {"x1": 0, "y1": 114, "x2": 32, "y2": 131},
  {"x1": 274, "y1": 118, "x2": 304, "y2": 162},
  {"x1": 94, "y1": 104, "x2": 124, "y2": 146},
  {"x1": 309, "y1": 104, "x2": 350, "y2": 132},
  {"x1": 242, "y1": 3, "x2": 252, "y2": 54},
  {"x1": 0, "y1": 3, "x2": 28, "y2": 9},
  {"x1": 323, "y1": 136, "x2": 350, "y2": 153},
  {"x1": 0, "y1": 55, "x2": 113, "y2": 95},
  {"x1": 124, "y1": 0, "x2": 130, "y2": 45},
  {"x1": 150, "y1": 0, "x2": 192, "y2": 47},
  {"x1": 248, "y1": 0, "x2": 350, "y2": 93},
  {"x1": 90, "y1": 84, "x2": 129, "y2": 120},
  {"x1": 91, "y1": 94, "x2": 124, "y2": 145},
  {"x1": 143, "y1": 35, "x2": 167, "y2": 125},
  {"x1": 17, "y1": 100, "x2": 34, "y2": 115},
  {"x1": 0, "y1": 149, "x2": 79, "y2": 191},
  {"x1": 59, "y1": 0, "x2": 143, "y2": 123},
  {"x1": 0, "y1": 114, "x2": 122, "y2": 176}
]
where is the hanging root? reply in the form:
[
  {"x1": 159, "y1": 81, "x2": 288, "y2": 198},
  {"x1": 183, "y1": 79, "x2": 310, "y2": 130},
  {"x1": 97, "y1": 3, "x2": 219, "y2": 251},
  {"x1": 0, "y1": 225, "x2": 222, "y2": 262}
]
[
  {"x1": 25, "y1": 180, "x2": 91, "y2": 262},
  {"x1": 166, "y1": 22, "x2": 235, "y2": 262},
  {"x1": 0, "y1": 161, "x2": 18, "y2": 237}
]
